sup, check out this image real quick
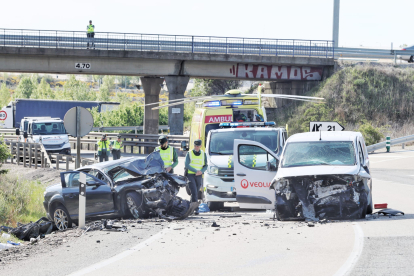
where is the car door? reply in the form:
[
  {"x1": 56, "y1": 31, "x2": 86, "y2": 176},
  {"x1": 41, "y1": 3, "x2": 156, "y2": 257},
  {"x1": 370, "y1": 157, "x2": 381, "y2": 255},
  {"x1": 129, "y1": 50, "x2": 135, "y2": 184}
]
[
  {"x1": 61, "y1": 171, "x2": 115, "y2": 219},
  {"x1": 233, "y1": 139, "x2": 279, "y2": 209}
]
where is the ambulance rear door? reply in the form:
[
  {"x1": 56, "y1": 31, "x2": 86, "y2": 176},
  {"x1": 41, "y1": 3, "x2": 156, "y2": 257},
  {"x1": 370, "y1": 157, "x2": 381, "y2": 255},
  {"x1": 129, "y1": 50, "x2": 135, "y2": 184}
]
[{"x1": 233, "y1": 139, "x2": 279, "y2": 209}]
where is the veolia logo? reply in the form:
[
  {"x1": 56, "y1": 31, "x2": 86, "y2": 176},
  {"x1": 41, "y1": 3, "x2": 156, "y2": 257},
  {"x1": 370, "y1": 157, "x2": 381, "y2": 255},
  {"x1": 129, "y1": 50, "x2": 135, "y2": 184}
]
[{"x1": 241, "y1": 179, "x2": 249, "y2": 189}]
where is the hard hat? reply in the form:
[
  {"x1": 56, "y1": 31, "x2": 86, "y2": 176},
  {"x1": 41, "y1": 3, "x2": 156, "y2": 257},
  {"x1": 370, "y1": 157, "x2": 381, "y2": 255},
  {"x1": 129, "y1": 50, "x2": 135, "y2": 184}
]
[{"x1": 159, "y1": 135, "x2": 168, "y2": 144}]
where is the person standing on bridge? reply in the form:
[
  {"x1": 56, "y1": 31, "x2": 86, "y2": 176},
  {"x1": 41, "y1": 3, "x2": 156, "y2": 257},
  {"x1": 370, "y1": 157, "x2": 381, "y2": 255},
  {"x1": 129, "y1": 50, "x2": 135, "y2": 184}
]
[
  {"x1": 155, "y1": 135, "x2": 178, "y2": 173},
  {"x1": 86, "y1": 20, "x2": 95, "y2": 49},
  {"x1": 97, "y1": 134, "x2": 110, "y2": 162},
  {"x1": 110, "y1": 134, "x2": 123, "y2": 160},
  {"x1": 185, "y1": 139, "x2": 207, "y2": 215}
]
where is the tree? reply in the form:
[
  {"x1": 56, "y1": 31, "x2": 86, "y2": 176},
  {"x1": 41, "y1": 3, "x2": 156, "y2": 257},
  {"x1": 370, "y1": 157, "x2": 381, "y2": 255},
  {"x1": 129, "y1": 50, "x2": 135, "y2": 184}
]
[
  {"x1": 191, "y1": 79, "x2": 242, "y2": 96},
  {"x1": 14, "y1": 77, "x2": 36, "y2": 99},
  {"x1": 61, "y1": 75, "x2": 97, "y2": 101},
  {"x1": 31, "y1": 78, "x2": 54, "y2": 99},
  {"x1": 0, "y1": 136, "x2": 11, "y2": 174},
  {"x1": 0, "y1": 83, "x2": 11, "y2": 108},
  {"x1": 98, "y1": 76, "x2": 115, "y2": 101}
]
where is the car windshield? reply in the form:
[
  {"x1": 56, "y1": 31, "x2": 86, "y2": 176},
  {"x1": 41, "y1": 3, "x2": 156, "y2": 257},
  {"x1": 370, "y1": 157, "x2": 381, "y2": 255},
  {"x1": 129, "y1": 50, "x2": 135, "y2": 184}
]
[
  {"x1": 32, "y1": 122, "x2": 66, "y2": 135},
  {"x1": 209, "y1": 130, "x2": 279, "y2": 155},
  {"x1": 281, "y1": 141, "x2": 356, "y2": 167}
]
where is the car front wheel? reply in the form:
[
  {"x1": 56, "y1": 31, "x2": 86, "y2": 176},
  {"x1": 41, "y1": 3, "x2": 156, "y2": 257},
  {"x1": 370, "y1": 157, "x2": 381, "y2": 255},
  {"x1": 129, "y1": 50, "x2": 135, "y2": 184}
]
[
  {"x1": 126, "y1": 192, "x2": 143, "y2": 219},
  {"x1": 51, "y1": 204, "x2": 72, "y2": 230}
]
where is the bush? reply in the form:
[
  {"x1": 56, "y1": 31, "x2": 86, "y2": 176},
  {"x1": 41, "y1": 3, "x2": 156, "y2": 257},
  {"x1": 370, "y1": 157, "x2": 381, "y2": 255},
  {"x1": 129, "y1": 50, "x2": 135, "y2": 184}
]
[
  {"x1": 358, "y1": 123, "x2": 384, "y2": 145},
  {"x1": 0, "y1": 174, "x2": 45, "y2": 226},
  {"x1": 0, "y1": 136, "x2": 11, "y2": 173}
]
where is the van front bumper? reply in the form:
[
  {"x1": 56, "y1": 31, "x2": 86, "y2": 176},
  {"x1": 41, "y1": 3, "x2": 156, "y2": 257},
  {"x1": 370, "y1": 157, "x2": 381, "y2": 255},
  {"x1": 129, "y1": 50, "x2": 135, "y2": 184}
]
[{"x1": 204, "y1": 173, "x2": 236, "y2": 203}]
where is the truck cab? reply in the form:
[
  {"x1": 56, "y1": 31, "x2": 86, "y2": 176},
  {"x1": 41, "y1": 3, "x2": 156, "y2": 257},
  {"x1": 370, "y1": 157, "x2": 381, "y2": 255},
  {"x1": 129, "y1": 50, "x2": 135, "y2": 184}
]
[
  {"x1": 204, "y1": 122, "x2": 287, "y2": 210},
  {"x1": 16, "y1": 117, "x2": 71, "y2": 155}
]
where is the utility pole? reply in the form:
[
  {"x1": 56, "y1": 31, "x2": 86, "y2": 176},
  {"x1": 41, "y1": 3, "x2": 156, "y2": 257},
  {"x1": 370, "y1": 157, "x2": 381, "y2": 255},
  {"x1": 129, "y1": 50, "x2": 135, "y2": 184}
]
[{"x1": 332, "y1": 0, "x2": 340, "y2": 48}]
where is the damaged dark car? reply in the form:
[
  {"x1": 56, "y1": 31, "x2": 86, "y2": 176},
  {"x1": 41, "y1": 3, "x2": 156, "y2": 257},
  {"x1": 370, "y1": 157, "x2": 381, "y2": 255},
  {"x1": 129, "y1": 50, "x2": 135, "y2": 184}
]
[
  {"x1": 43, "y1": 152, "x2": 198, "y2": 230},
  {"x1": 271, "y1": 131, "x2": 373, "y2": 221}
]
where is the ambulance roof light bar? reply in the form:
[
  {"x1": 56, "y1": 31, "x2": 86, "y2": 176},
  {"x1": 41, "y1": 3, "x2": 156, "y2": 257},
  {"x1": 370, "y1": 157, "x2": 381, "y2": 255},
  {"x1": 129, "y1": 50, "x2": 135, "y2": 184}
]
[{"x1": 219, "y1": 121, "x2": 276, "y2": 128}]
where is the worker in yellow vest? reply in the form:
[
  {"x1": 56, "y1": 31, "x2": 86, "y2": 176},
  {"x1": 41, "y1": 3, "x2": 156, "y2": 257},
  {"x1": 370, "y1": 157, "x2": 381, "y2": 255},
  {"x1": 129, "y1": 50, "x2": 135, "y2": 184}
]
[
  {"x1": 155, "y1": 135, "x2": 178, "y2": 173},
  {"x1": 86, "y1": 20, "x2": 95, "y2": 49},
  {"x1": 185, "y1": 139, "x2": 207, "y2": 215},
  {"x1": 110, "y1": 134, "x2": 123, "y2": 160},
  {"x1": 97, "y1": 134, "x2": 110, "y2": 162}
]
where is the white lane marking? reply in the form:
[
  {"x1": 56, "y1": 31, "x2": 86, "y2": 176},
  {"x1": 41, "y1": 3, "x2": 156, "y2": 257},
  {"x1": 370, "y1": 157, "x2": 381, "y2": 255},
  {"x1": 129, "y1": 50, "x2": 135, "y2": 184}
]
[
  {"x1": 69, "y1": 224, "x2": 175, "y2": 276},
  {"x1": 333, "y1": 223, "x2": 364, "y2": 276},
  {"x1": 369, "y1": 156, "x2": 414, "y2": 164}
]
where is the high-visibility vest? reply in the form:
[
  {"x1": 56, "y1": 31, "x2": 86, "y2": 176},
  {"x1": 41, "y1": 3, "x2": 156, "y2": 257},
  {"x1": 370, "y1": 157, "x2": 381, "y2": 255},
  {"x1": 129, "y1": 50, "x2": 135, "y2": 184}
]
[
  {"x1": 87, "y1": 24, "x2": 95, "y2": 33},
  {"x1": 155, "y1": 146, "x2": 174, "y2": 167},
  {"x1": 112, "y1": 140, "x2": 123, "y2": 150},
  {"x1": 188, "y1": 150, "x2": 205, "y2": 174},
  {"x1": 97, "y1": 140, "x2": 110, "y2": 154}
]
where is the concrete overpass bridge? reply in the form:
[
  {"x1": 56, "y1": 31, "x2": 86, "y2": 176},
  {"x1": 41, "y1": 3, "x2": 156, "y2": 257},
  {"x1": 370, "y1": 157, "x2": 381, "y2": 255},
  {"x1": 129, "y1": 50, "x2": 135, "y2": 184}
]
[{"x1": 0, "y1": 28, "x2": 335, "y2": 134}]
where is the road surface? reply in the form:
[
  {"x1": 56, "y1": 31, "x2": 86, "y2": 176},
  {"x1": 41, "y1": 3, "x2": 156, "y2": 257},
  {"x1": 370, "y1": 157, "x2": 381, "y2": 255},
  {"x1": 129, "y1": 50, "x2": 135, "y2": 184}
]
[{"x1": 1, "y1": 147, "x2": 413, "y2": 276}]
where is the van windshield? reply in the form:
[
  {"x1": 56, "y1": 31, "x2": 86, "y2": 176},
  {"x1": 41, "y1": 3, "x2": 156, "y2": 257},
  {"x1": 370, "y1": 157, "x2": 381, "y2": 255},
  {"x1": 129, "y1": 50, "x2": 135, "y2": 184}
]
[
  {"x1": 32, "y1": 122, "x2": 67, "y2": 135},
  {"x1": 209, "y1": 130, "x2": 279, "y2": 155},
  {"x1": 281, "y1": 141, "x2": 356, "y2": 167}
]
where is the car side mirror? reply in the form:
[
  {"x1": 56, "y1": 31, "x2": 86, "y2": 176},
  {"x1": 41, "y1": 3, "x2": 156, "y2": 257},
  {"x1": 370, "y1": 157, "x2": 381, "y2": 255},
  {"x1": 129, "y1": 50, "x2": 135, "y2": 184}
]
[
  {"x1": 266, "y1": 161, "x2": 277, "y2": 172},
  {"x1": 181, "y1": 141, "x2": 189, "y2": 151},
  {"x1": 86, "y1": 180, "x2": 102, "y2": 186},
  {"x1": 23, "y1": 131, "x2": 28, "y2": 139}
]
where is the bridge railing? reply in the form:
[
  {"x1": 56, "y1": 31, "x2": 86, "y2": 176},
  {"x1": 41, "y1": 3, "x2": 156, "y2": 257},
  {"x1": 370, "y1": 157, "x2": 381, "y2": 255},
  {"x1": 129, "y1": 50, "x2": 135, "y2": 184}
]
[{"x1": 0, "y1": 28, "x2": 334, "y2": 58}]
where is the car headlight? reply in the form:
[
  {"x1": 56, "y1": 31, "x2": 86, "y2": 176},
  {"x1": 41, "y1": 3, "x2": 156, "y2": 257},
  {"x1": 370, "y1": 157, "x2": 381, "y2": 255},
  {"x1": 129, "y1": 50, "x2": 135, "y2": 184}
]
[
  {"x1": 209, "y1": 166, "x2": 219, "y2": 175},
  {"x1": 275, "y1": 178, "x2": 289, "y2": 191}
]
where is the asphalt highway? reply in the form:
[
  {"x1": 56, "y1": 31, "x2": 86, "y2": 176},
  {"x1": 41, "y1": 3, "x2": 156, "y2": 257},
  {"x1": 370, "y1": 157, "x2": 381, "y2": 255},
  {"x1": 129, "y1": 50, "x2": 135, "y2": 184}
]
[{"x1": 2, "y1": 147, "x2": 413, "y2": 276}]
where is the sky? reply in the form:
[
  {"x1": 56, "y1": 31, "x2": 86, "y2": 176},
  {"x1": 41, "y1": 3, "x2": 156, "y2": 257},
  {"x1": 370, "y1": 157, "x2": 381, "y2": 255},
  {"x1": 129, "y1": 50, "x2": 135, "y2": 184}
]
[{"x1": 0, "y1": 0, "x2": 413, "y2": 49}]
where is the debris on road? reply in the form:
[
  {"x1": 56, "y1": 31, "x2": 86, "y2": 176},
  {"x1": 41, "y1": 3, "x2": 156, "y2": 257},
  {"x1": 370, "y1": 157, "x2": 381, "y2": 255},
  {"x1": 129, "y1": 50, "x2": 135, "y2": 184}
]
[
  {"x1": 211, "y1": 222, "x2": 220, "y2": 227},
  {"x1": 219, "y1": 215, "x2": 242, "y2": 218},
  {"x1": 374, "y1": 208, "x2": 404, "y2": 216},
  {"x1": 307, "y1": 222, "x2": 315, "y2": 227},
  {"x1": 1, "y1": 217, "x2": 53, "y2": 242}
]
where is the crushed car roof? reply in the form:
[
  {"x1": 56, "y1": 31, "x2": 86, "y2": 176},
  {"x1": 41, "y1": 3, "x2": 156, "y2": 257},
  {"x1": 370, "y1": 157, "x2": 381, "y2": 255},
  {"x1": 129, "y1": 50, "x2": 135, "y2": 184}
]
[{"x1": 287, "y1": 131, "x2": 362, "y2": 142}]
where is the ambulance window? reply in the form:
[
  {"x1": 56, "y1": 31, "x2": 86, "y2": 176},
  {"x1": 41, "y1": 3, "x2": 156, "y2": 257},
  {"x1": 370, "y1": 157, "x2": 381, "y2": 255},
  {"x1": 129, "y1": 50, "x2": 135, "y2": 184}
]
[
  {"x1": 205, "y1": 124, "x2": 220, "y2": 146},
  {"x1": 238, "y1": 144, "x2": 277, "y2": 170}
]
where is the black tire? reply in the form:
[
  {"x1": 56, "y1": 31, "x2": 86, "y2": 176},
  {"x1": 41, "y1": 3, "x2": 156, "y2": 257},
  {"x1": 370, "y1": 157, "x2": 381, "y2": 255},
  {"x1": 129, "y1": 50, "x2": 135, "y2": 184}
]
[
  {"x1": 126, "y1": 192, "x2": 143, "y2": 219},
  {"x1": 366, "y1": 190, "x2": 373, "y2": 214},
  {"x1": 410, "y1": 56, "x2": 414, "y2": 63},
  {"x1": 51, "y1": 204, "x2": 72, "y2": 231},
  {"x1": 185, "y1": 185, "x2": 191, "y2": 196},
  {"x1": 207, "y1": 202, "x2": 224, "y2": 211}
]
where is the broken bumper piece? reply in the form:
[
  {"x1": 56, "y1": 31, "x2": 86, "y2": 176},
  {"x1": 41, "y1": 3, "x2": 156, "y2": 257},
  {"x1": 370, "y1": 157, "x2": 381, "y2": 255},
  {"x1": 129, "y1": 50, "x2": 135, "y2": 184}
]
[{"x1": 274, "y1": 174, "x2": 370, "y2": 221}]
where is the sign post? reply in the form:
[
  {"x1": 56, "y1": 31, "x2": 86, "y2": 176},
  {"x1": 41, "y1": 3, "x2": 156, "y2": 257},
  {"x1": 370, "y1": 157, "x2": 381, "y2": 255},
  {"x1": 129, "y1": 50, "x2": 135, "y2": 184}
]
[
  {"x1": 309, "y1": 121, "x2": 345, "y2": 132},
  {"x1": 78, "y1": 172, "x2": 86, "y2": 229},
  {"x1": 64, "y1": 107, "x2": 94, "y2": 169}
]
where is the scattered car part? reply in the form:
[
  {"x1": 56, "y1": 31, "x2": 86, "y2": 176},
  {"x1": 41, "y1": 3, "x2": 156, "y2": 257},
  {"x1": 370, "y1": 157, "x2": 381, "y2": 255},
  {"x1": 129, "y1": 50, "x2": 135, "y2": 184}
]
[
  {"x1": 374, "y1": 208, "x2": 404, "y2": 216},
  {"x1": 374, "y1": 203, "x2": 388, "y2": 209}
]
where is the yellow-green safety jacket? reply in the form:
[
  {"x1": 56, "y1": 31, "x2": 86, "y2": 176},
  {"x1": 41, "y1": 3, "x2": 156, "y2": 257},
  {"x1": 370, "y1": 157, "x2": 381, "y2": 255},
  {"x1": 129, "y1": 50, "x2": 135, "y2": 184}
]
[
  {"x1": 112, "y1": 140, "x2": 123, "y2": 150},
  {"x1": 155, "y1": 146, "x2": 174, "y2": 167},
  {"x1": 97, "y1": 140, "x2": 110, "y2": 155},
  {"x1": 87, "y1": 24, "x2": 95, "y2": 33},
  {"x1": 188, "y1": 150, "x2": 205, "y2": 174}
]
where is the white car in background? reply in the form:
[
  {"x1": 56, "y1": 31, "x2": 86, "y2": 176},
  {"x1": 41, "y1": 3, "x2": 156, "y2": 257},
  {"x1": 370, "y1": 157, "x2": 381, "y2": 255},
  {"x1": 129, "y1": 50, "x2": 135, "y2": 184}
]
[{"x1": 398, "y1": 45, "x2": 414, "y2": 62}]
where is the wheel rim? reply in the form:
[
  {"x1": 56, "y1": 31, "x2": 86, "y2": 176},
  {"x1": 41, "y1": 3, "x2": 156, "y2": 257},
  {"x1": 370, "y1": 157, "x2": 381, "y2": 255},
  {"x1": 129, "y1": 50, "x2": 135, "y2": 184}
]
[
  {"x1": 54, "y1": 208, "x2": 68, "y2": 230},
  {"x1": 126, "y1": 196, "x2": 140, "y2": 219}
]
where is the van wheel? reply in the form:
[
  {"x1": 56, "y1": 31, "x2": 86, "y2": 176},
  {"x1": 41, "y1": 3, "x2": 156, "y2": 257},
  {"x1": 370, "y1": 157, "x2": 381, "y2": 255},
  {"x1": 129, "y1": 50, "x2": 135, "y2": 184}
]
[
  {"x1": 366, "y1": 191, "x2": 373, "y2": 214},
  {"x1": 207, "y1": 202, "x2": 224, "y2": 211}
]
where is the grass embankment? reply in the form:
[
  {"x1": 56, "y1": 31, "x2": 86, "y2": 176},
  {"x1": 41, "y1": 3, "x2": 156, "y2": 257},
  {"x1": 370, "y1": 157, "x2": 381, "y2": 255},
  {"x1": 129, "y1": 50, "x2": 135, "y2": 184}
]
[
  {"x1": 274, "y1": 63, "x2": 414, "y2": 144},
  {"x1": 0, "y1": 173, "x2": 46, "y2": 227}
]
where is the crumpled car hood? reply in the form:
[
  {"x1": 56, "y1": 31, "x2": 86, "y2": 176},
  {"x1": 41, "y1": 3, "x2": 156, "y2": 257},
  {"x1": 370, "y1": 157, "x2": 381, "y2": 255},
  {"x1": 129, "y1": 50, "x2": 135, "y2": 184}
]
[
  {"x1": 276, "y1": 165, "x2": 359, "y2": 179},
  {"x1": 110, "y1": 151, "x2": 165, "y2": 176}
]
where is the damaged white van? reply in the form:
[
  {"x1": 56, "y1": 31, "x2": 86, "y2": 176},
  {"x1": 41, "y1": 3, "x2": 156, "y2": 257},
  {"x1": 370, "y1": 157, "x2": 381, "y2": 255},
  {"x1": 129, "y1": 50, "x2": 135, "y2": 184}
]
[{"x1": 233, "y1": 131, "x2": 373, "y2": 220}]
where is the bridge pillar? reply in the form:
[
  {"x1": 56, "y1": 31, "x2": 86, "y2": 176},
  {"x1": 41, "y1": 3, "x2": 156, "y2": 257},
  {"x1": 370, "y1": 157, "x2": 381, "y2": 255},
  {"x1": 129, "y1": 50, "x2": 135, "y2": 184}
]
[
  {"x1": 165, "y1": 76, "x2": 190, "y2": 135},
  {"x1": 141, "y1": 77, "x2": 164, "y2": 135}
]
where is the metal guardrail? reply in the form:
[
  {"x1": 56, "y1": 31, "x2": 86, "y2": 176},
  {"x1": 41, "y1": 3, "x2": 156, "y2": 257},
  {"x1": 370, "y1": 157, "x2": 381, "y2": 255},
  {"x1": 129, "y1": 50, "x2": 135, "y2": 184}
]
[
  {"x1": 367, "y1": 134, "x2": 414, "y2": 153},
  {"x1": 0, "y1": 28, "x2": 334, "y2": 58},
  {"x1": 91, "y1": 125, "x2": 169, "y2": 133},
  {"x1": 335, "y1": 47, "x2": 414, "y2": 60}
]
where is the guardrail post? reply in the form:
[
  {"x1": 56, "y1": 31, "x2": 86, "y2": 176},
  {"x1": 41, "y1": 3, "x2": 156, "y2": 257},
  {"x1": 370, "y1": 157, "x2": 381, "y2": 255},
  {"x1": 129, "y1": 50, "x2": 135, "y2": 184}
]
[
  {"x1": 309, "y1": 40, "x2": 312, "y2": 57},
  {"x1": 56, "y1": 155, "x2": 60, "y2": 170},
  {"x1": 35, "y1": 144, "x2": 38, "y2": 169},
  {"x1": 66, "y1": 156, "x2": 71, "y2": 171},
  {"x1": 10, "y1": 142, "x2": 15, "y2": 164},
  {"x1": 192, "y1": 36, "x2": 194, "y2": 53},
  {"x1": 17, "y1": 143, "x2": 21, "y2": 166},
  {"x1": 23, "y1": 143, "x2": 26, "y2": 167},
  {"x1": 259, "y1": 39, "x2": 261, "y2": 56},
  {"x1": 386, "y1": 136, "x2": 391, "y2": 152},
  {"x1": 29, "y1": 144, "x2": 33, "y2": 168},
  {"x1": 41, "y1": 152, "x2": 44, "y2": 168},
  {"x1": 326, "y1": 41, "x2": 328, "y2": 58},
  {"x1": 402, "y1": 143, "x2": 405, "y2": 149},
  {"x1": 293, "y1": 40, "x2": 295, "y2": 57},
  {"x1": 226, "y1": 37, "x2": 228, "y2": 54}
]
